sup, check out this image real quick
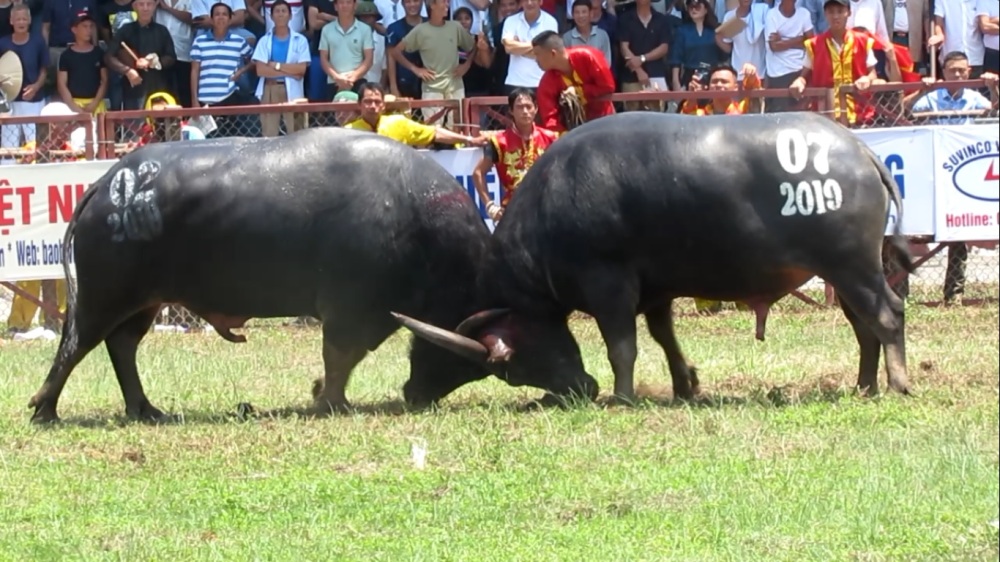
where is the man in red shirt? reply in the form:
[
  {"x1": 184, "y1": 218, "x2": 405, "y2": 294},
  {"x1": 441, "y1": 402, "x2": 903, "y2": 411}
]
[
  {"x1": 471, "y1": 88, "x2": 560, "y2": 223},
  {"x1": 530, "y1": 30, "x2": 616, "y2": 132}
]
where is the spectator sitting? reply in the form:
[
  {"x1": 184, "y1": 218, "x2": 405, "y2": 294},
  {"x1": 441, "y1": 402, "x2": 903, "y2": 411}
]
[
  {"x1": 343, "y1": 82, "x2": 487, "y2": 147},
  {"x1": 668, "y1": 0, "x2": 725, "y2": 91},
  {"x1": 532, "y1": 30, "x2": 616, "y2": 132},
  {"x1": 0, "y1": 4, "x2": 49, "y2": 165},
  {"x1": 562, "y1": 0, "x2": 613, "y2": 65},
  {"x1": 903, "y1": 51, "x2": 998, "y2": 305}
]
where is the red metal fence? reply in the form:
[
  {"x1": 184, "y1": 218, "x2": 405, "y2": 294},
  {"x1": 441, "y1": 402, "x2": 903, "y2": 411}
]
[{"x1": 1, "y1": 81, "x2": 996, "y2": 331}]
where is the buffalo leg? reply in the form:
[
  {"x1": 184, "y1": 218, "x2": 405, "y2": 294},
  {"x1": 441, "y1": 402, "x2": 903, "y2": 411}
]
[
  {"x1": 837, "y1": 298, "x2": 882, "y2": 396},
  {"x1": 644, "y1": 300, "x2": 700, "y2": 400},
  {"x1": 592, "y1": 312, "x2": 639, "y2": 402},
  {"x1": 28, "y1": 310, "x2": 108, "y2": 423},
  {"x1": 312, "y1": 337, "x2": 368, "y2": 413},
  {"x1": 828, "y1": 273, "x2": 911, "y2": 396},
  {"x1": 105, "y1": 306, "x2": 164, "y2": 420}
]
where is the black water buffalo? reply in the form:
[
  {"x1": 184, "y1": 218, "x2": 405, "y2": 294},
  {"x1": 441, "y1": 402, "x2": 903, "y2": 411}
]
[
  {"x1": 394, "y1": 111, "x2": 916, "y2": 404},
  {"x1": 28, "y1": 127, "x2": 494, "y2": 422}
]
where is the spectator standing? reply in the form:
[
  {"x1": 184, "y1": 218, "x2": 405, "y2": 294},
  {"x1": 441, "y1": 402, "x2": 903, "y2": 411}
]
[
  {"x1": 478, "y1": 0, "x2": 518, "y2": 95},
  {"x1": 344, "y1": 82, "x2": 486, "y2": 146},
  {"x1": 0, "y1": 4, "x2": 49, "y2": 162},
  {"x1": 929, "y1": 0, "x2": 984, "y2": 76},
  {"x1": 356, "y1": 1, "x2": 387, "y2": 86},
  {"x1": 977, "y1": 0, "x2": 998, "y2": 72},
  {"x1": 192, "y1": 0, "x2": 249, "y2": 32},
  {"x1": 720, "y1": 0, "x2": 768, "y2": 79},
  {"x1": 904, "y1": 51, "x2": 998, "y2": 305},
  {"x1": 103, "y1": 0, "x2": 178, "y2": 110},
  {"x1": 471, "y1": 88, "x2": 558, "y2": 223},
  {"x1": 501, "y1": 0, "x2": 559, "y2": 93},
  {"x1": 97, "y1": 0, "x2": 135, "y2": 112},
  {"x1": 385, "y1": 0, "x2": 428, "y2": 99},
  {"x1": 847, "y1": 0, "x2": 889, "y2": 44},
  {"x1": 669, "y1": 0, "x2": 725, "y2": 90},
  {"x1": 252, "y1": 0, "x2": 312, "y2": 135},
  {"x1": 563, "y1": 0, "x2": 613, "y2": 65},
  {"x1": 789, "y1": 0, "x2": 878, "y2": 123},
  {"x1": 375, "y1": 0, "x2": 427, "y2": 35},
  {"x1": 883, "y1": 0, "x2": 930, "y2": 74},
  {"x1": 454, "y1": 6, "x2": 493, "y2": 96},
  {"x1": 319, "y1": 0, "x2": 374, "y2": 98},
  {"x1": 156, "y1": 0, "x2": 195, "y2": 108},
  {"x1": 56, "y1": 9, "x2": 107, "y2": 114},
  {"x1": 0, "y1": 0, "x2": 14, "y2": 38},
  {"x1": 681, "y1": 61, "x2": 762, "y2": 114},
  {"x1": 190, "y1": 1, "x2": 258, "y2": 137},
  {"x1": 41, "y1": 0, "x2": 97, "y2": 95},
  {"x1": 532, "y1": 31, "x2": 615, "y2": 131},
  {"x1": 450, "y1": 0, "x2": 490, "y2": 35},
  {"x1": 305, "y1": 0, "x2": 337, "y2": 100},
  {"x1": 764, "y1": 0, "x2": 814, "y2": 111},
  {"x1": 618, "y1": 0, "x2": 672, "y2": 110},
  {"x1": 798, "y1": 0, "x2": 830, "y2": 34},
  {"x1": 262, "y1": 0, "x2": 307, "y2": 33},
  {"x1": 392, "y1": 0, "x2": 475, "y2": 127}
]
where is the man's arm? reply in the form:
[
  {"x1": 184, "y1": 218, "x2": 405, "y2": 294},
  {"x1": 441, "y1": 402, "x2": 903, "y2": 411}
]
[
  {"x1": 501, "y1": 17, "x2": 533, "y2": 56},
  {"x1": 580, "y1": 48, "x2": 616, "y2": 99},
  {"x1": 471, "y1": 146, "x2": 501, "y2": 220},
  {"x1": 158, "y1": 27, "x2": 177, "y2": 69},
  {"x1": 979, "y1": 14, "x2": 999, "y2": 35},
  {"x1": 535, "y1": 72, "x2": 560, "y2": 129},
  {"x1": 190, "y1": 59, "x2": 201, "y2": 106}
]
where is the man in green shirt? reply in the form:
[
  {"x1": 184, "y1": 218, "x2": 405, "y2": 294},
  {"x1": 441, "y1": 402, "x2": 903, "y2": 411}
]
[
  {"x1": 388, "y1": 0, "x2": 475, "y2": 127},
  {"x1": 318, "y1": 0, "x2": 374, "y2": 99}
]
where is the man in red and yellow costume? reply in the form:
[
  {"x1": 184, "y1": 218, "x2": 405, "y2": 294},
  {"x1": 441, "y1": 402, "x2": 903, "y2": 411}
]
[
  {"x1": 789, "y1": 0, "x2": 881, "y2": 125},
  {"x1": 471, "y1": 88, "x2": 560, "y2": 223},
  {"x1": 530, "y1": 30, "x2": 616, "y2": 133}
]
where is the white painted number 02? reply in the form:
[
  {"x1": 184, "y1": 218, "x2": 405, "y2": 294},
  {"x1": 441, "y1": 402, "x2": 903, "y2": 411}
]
[{"x1": 779, "y1": 179, "x2": 843, "y2": 217}]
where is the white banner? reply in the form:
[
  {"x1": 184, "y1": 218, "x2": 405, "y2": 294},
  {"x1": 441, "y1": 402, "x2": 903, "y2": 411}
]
[
  {"x1": 853, "y1": 126, "x2": 936, "y2": 236},
  {"x1": 933, "y1": 125, "x2": 1000, "y2": 242}
]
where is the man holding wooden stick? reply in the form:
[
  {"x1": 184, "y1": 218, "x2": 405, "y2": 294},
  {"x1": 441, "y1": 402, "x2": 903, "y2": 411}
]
[{"x1": 103, "y1": 0, "x2": 177, "y2": 110}]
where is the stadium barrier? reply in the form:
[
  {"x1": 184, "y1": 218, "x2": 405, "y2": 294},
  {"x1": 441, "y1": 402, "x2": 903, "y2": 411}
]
[
  {"x1": 0, "y1": 84, "x2": 996, "y2": 332},
  {"x1": 835, "y1": 78, "x2": 999, "y2": 129}
]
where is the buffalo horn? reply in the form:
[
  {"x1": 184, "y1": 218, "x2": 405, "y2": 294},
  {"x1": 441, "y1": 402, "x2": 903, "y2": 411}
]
[
  {"x1": 390, "y1": 312, "x2": 489, "y2": 364},
  {"x1": 455, "y1": 308, "x2": 511, "y2": 336}
]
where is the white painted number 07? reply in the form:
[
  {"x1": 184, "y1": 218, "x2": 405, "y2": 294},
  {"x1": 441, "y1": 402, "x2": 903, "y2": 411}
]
[
  {"x1": 775, "y1": 129, "x2": 832, "y2": 176},
  {"x1": 780, "y1": 179, "x2": 843, "y2": 217}
]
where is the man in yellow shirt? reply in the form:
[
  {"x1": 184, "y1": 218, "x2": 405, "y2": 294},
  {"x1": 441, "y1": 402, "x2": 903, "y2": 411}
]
[{"x1": 344, "y1": 82, "x2": 488, "y2": 148}]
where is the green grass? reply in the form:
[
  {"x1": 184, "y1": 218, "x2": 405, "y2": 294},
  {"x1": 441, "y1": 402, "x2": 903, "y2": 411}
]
[{"x1": 1, "y1": 304, "x2": 998, "y2": 561}]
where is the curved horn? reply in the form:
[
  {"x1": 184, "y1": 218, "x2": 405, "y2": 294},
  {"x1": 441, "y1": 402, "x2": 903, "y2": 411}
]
[
  {"x1": 455, "y1": 308, "x2": 511, "y2": 336},
  {"x1": 390, "y1": 312, "x2": 489, "y2": 364}
]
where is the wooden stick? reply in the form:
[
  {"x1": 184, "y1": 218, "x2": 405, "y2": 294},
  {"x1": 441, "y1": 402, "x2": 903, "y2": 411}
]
[{"x1": 121, "y1": 42, "x2": 140, "y2": 63}]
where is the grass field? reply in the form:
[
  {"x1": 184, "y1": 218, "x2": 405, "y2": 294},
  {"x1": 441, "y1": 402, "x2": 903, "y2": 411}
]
[{"x1": 1, "y1": 303, "x2": 998, "y2": 561}]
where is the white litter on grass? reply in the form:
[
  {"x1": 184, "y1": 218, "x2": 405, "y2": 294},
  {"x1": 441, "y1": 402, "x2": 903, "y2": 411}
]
[
  {"x1": 990, "y1": 519, "x2": 998, "y2": 530},
  {"x1": 153, "y1": 325, "x2": 187, "y2": 333},
  {"x1": 409, "y1": 437, "x2": 428, "y2": 470},
  {"x1": 12, "y1": 328, "x2": 56, "y2": 341}
]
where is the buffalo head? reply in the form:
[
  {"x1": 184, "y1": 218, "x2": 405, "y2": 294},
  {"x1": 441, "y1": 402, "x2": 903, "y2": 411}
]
[{"x1": 392, "y1": 309, "x2": 599, "y2": 406}]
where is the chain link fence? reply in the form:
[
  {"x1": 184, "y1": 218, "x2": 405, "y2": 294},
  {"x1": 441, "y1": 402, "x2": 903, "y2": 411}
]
[{"x1": 837, "y1": 79, "x2": 1000, "y2": 129}]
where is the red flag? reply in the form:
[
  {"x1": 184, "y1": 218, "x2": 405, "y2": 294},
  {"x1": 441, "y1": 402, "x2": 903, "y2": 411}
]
[{"x1": 854, "y1": 29, "x2": 923, "y2": 82}]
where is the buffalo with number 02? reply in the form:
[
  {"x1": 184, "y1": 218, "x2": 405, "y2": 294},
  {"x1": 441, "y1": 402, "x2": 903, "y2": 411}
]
[
  {"x1": 393, "y1": 111, "x2": 917, "y2": 405},
  {"x1": 27, "y1": 127, "x2": 497, "y2": 423}
]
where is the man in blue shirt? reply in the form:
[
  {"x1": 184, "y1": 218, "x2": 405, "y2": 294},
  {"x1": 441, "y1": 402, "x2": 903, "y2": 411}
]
[
  {"x1": 906, "y1": 50, "x2": 998, "y2": 304},
  {"x1": 0, "y1": 4, "x2": 50, "y2": 164},
  {"x1": 385, "y1": 0, "x2": 426, "y2": 99}
]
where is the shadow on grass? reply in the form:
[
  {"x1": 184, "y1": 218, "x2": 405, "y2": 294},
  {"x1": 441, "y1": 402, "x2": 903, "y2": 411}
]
[{"x1": 30, "y1": 374, "x2": 900, "y2": 430}]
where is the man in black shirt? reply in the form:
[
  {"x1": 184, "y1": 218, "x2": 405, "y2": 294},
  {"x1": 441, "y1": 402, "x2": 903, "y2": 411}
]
[
  {"x1": 102, "y1": 0, "x2": 177, "y2": 110},
  {"x1": 616, "y1": 0, "x2": 672, "y2": 111},
  {"x1": 56, "y1": 9, "x2": 107, "y2": 114}
]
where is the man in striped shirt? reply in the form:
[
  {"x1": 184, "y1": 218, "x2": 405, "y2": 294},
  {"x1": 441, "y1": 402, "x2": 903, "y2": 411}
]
[{"x1": 190, "y1": 2, "x2": 260, "y2": 135}]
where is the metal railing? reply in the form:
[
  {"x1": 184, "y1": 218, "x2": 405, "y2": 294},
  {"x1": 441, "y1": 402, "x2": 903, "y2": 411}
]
[
  {"x1": 1, "y1": 82, "x2": 996, "y2": 334},
  {"x1": 835, "y1": 78, "x2": 999, "y2": 129}
]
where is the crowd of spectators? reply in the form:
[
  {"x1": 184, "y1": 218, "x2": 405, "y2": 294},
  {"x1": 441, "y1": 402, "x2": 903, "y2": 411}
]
[{"x1": 0, "y1": 0, "x2": 995, "y2": 149}]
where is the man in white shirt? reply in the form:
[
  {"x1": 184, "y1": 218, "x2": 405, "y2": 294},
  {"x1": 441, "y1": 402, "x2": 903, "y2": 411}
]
[
  {"x1": 929, "y1": 0, "x2": 984, "y2": 75},
  {"x1": 765, "y1": 0, "x2": 815, "y2": 111},
  {"x1": 847, "y1": 0, "x2": 889, "y2": 44},
  {"x1": 720, "y1": 0, "x2": 768, "y2": 79},
  {"x1": 157, "y1": 0, "x2": 195, "y2": 107},
  {"x1": 883, "y1": 0, "x2": 931, "y2": 74},
  {"x1": 501, "y1": 0, "x2": 559, "y2": 92},
  {"x1": 976, "y1": 0, "x2": 998, "y2": 72}
]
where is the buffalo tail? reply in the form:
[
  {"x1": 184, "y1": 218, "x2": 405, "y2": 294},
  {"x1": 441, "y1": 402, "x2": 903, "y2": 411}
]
[
  {"x1": 867, "y1": 146, "x2": 916, "y2": 274},
  {"x1": 61, "y1": 176, "x2": 102, "y2": 314}
]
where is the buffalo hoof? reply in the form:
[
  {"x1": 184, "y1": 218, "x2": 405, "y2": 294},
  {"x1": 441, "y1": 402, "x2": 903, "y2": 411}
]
[
  {"x1": 310, "y1": 398, "x2": 352, "y2": 417},
  {"x1": 127, "y1": 402, "x2": 168, "y2": 423},
  {"x1": 29, "y1": 404, "x2": 60, "y2": 425},
  {"x1": 604, "y1": 394, "x2": 640, "y2": 408}
]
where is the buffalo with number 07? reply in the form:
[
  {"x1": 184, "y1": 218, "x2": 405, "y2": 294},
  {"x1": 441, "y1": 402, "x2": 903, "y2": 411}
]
[{"x1": 393, "y1": 111, "x2": 917, "y2": 405}]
